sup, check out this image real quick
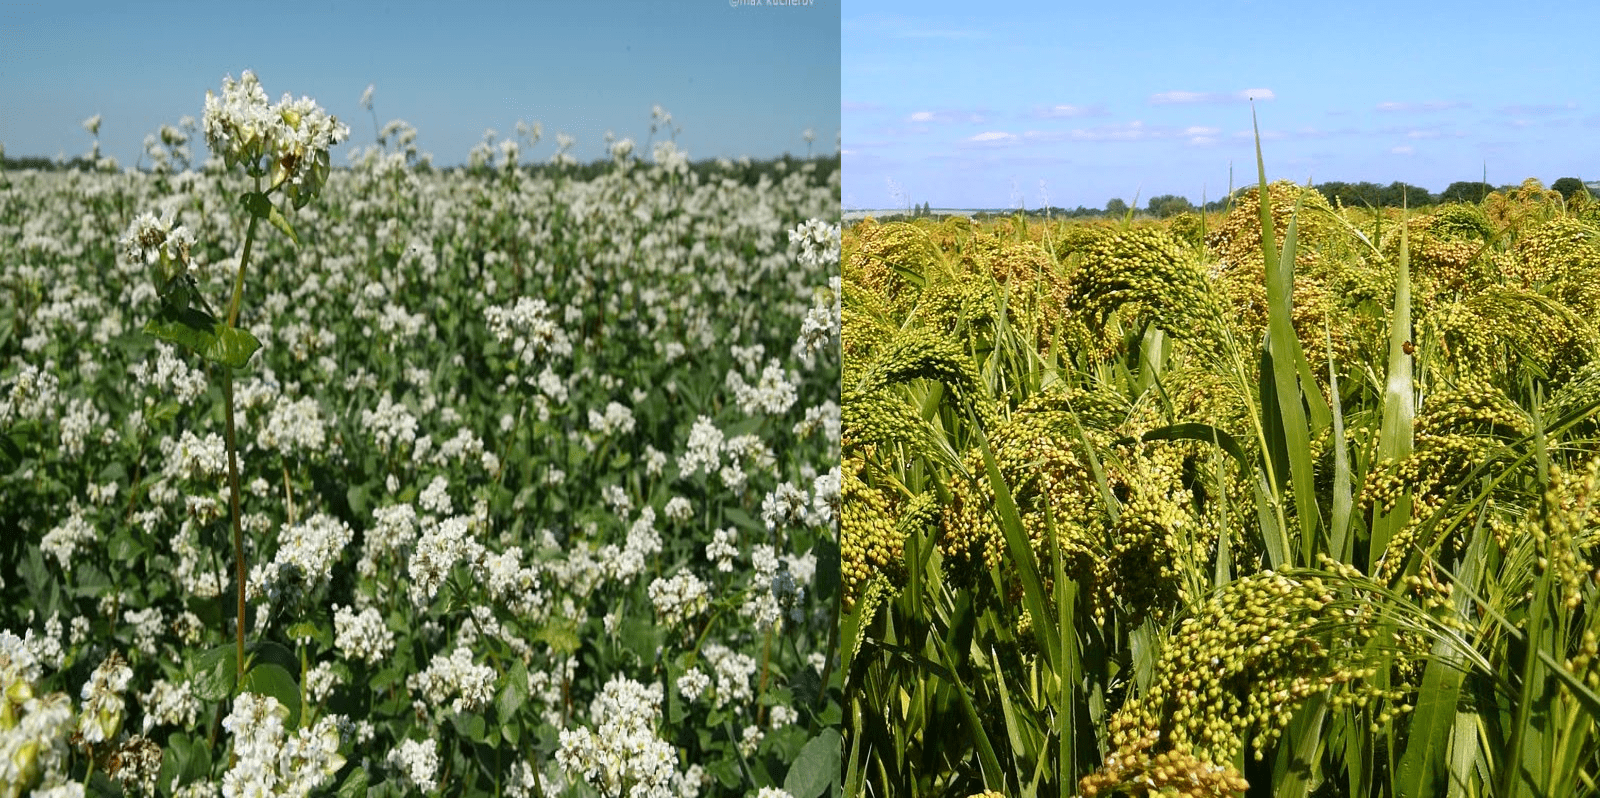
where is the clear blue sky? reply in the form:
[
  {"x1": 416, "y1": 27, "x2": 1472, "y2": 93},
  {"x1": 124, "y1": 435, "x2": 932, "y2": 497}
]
[
  {"x1": 845, "y1": 1, "x2": 1600, "y2": 211},
  {"x1": 1, "y1": 0, "x2": 839, "y2": 168}
]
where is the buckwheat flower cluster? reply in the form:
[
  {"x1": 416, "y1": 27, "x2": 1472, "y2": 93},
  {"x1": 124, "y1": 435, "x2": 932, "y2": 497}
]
[
  {"x1": 1, "y1": 362, "x2": 61, "y2": 426},
  {"x1": 360, "y1": 394, "x2": 419, "y2": 456},
  {"x1": 741, "y1": 546, "x2": 786, "y2": 631},
  {"x1": 255, "y1": 395, "x2": 326, "y2": 457},
  {"x1": 727, "y1": 360, "x2": 799, "y2": 416},
  {"x1": 132, "y1": 344, "x2": 209, "y2": 404},
  {"x1": 162, "y1": 430, "x2": 228, "y2": 482},
  {"x1": 788, "y1": 218, "x2": 841, "y2": 269},
  {"x1": 332, "y1": 604, "x2": 394, "y2": 665},
  {"x1": 588, "y1": 400, "x2": 637, "y2": 437},
  {"x1": 138, "y1": 678, "x2": 200, "y2": 734},
  {"x1": 555, "y1": 676, "x2": 679, "y2": 798},
  {"x1": 677, "y1": 416, "x2": 723, "y2": 478},
  {"x1": 77, "y1": 651, "x2": 132, "y2": 744},
  {"x1": 408, "y1": 514, "x2": 484, "y2": 606},
  {"x1": 647, "y1": 571, "x2": 709, "y2": 627},
  {"x1": 676, "y1": 667, "x2": 710, "y2": 703},
  {"x1": 359, "y1": 503, "x2": 418, "y2": 580},
  {"x1": 220, "y1": 692, "x2": 345, "y2": 798},
  {"x1": 705, "y1": 527, "x2": 739, "y2": 572},
  {"x1": 304, "y1": 662, "x2": 341, "y2": 703},
  {"x1": 40, "y1": 504, "x2": 96, "y2": 570},
  {"x1": 663, "y1": 496, "x2": 693, "y2": 523},
  {"x1": 761, "y1": 482, "x2": 811, "y2": 534},
  {"x1": 702, "y1": 644, "x2": 757, "y2": 710},
  {"x1": 407, "y1": 645, "x2": 496, "y2": 715},
  {"x1": 419, "y1": 474, "x2": 453, "y2": 515},
  {"x1": 482, "y1": 547, "x2": 546, "y2": 618},
  {"x1": 794, "y1": 275, "x2": 841, "y2": 366},
  {"x1": 58, "y1": 397, "x2": 108, "y2": 460},
  {"x1": 0, "y1": 685, "x2": 73, "y2": 798},
  {"x1": 119, "y1": 209, "x2": 195, "y2": 275},
  {"x1": 250, "y1": 514, "x2": 352, "y2": 602},
  {"x1": 203, "y1": 71, "x2": 349, "y2": 203},
  {"x1": 485, "y1": 297, "x2": 574, "y2": 367},
  {"x1": 123, "y1": 607, "x2": 164, "y2": 657},
  {"x1": 388, "y1": 739, "x2": 438, "y2": 792}
]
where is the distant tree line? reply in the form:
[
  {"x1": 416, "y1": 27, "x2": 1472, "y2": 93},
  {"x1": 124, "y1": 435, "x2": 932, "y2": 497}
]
[{"x1": 865, "y1": 176, "x2": 1594, "y2": 223}]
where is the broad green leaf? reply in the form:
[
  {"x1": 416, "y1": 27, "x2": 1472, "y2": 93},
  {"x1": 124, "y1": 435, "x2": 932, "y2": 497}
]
[
  {"x1": 241, "y1": 191, "x2": 298, "y2": 246},
  {"x1": 144, "y1": 305, "x2": 261, "y2": 369},
  {"x1": 191, "y1": 644, "x2": 237, "y2": 702},
  {"x1": 243, "y1": 662, "x2": 301, "y2": 728},
  {"x1": 783, "y1": 729, "x2": 843, "y2": 798},
  {"x1": 336, "y1": 768, "x2": 368, "y2": 798}
]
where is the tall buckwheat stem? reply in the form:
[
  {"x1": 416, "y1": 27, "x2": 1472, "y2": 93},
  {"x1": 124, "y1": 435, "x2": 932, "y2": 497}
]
[{"x1": 224, "y1": 208, "x2": 260, "y2": 685}]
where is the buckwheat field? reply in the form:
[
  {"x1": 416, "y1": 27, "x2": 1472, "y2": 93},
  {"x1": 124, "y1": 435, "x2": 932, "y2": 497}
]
[
  {"x1": 1, "y1": 73, "x2": 842, "y2": 797},
  {"x1": 841, "y1": 136, "x2": 1600, "y2": 796}
]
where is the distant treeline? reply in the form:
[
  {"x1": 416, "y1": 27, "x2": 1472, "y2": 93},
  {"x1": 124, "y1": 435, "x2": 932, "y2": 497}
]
[
  {"x1": 0, "y1": 152, "x2": 842, "y2": 190},
  {"x1": 874, "y1": 177, "x2": 1595, "y2": 223}
]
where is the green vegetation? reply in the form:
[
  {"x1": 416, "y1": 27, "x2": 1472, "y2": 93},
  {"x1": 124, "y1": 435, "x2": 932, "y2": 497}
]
[{"x1": 842, "y1": 136, "x2": 1600, "y2": 797}]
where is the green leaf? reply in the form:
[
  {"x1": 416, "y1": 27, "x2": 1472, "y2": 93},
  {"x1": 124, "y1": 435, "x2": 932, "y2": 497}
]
[
  {"x1": 243, "y1": 662, "x2": 301, "y2": 728},
  {"x1": 336, "y1": 767, "x2": 369, "y2": 798},
  {"x1": 144, "y1": 306, "x2": 261, "y2": 369},
  {"x1": 191, "y1": 644, "x2": 237, "y2": 702},
  {"x1": 241, "y1": 190, "x2": 298, "y2": 246},
  {"x1": 784, "y1": 729, "x2": 843, "y2": 798},
  {"x1": 1141, "y1": 422, "x2": 1250, "y2": 472},
  {"x1": 450, "y1": 710, "x2": 489, "y2": 743},
  {"x1": 498, "y1": 659, "x2": 529, "y2": 719}
]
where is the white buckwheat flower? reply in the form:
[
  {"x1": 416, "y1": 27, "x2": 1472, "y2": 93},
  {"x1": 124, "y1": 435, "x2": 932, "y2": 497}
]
[
  {"x1": 78, "y1": 651, "x2": 132, "y2": 744},
  {"x1": 677, "y1": 416, "x2": 723, "y2": 478},
  {"x1": 407, "y1": 645, "x2": 496, "y2": 714},
  {"x1": 333, "y1": 604, "x2": 394, "y2": 665},
  {"x1": 388, "y1": 739, "x2": 439, "y2": 792}
]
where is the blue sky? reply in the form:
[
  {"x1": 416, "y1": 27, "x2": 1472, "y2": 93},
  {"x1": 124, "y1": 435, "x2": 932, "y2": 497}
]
[
  {"x1": 844, "y1": 1, "x2": 1600, "y2": 211},
  {"x1": 0, "y1": 0, "x2": 838, "y2": 168}
]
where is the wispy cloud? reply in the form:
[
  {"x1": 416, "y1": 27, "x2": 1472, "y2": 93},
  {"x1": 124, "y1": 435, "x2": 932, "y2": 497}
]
[
  {"x1": 1184, "y1": 126, "x2": 1221, "y2": 145},
  {"x1": 1032, "y1": 103, "x2": 1105, "y2": 119},
  {"x1": 907, "y1": 109, "x2": 988, "y2": 125},
  {"x1": 967, "y1": 131, "x2": 1019, "y2": 145},
  {"x1": 1391, "y1": 145, "x2": 1414, "y2": 155},
  {"x1": 1498, "y1": 102, "x2": 1577, "y2": 115},
  {"x1": 1375, "y1": 100, "x2": 1468, "y2": 112},
  {"x1": 1150, "y1": 88, "x2": 1274, "y2": 104}
]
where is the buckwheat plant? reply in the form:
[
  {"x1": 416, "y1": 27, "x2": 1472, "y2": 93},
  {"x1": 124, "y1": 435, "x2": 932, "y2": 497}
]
[{"x1": 128, "y1": 70, "x2": 348, "y2": 693}]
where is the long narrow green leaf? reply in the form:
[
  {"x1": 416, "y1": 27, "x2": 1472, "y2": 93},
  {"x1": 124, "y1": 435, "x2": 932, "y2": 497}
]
[
  {"x1": 1272, "y1": 693, "x2": 1327, "y2": 798},
  {"x1": 1370, "y1": 199, "x2": 1415, "y2": 574},
  {"x1": 1325, "y1": 318, "x2": 1353, "y2": 563},
  {"x1": 976, "y1": 420, "x2": 1061, "y2": 673},
  {"x1": 1253, "y1": 107, "x2": 1319, "y2": 567},
  {"x1": 1398, "y1": 475, "x2": 1486, "y2": 796}
]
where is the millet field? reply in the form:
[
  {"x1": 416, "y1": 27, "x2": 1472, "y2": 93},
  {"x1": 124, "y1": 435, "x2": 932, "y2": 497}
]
[{"x1": 841, "y1": 141, "x2": 1600, "y2": 797}]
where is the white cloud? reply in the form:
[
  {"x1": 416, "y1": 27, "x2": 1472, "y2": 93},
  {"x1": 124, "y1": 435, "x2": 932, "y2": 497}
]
[
  {"x1": 1035, "y1": 104, "x2": 1100, "y2": 118},
  {"x1": 1376, "y1": 100, "x2": 1468, "y2": 112},
  {"x1": 1150, "y1": 89, "x2": 1273, "y2": 104},
  {"x1": 905, "y1": 109, "x2": 988, "y2": 125},
  {"x1": 1150, "y1": 91, "x2": 1205, "y2": 104},
  {"x1": 968, "y1": 131, "x2": 1019, "y2": 144},
  {"x1": 1391, "y1": 145, "x2": 1414, "y2": 155},
  {"x1": 1184, "y1": 126, "x2": 1221, "y2": 136}
]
